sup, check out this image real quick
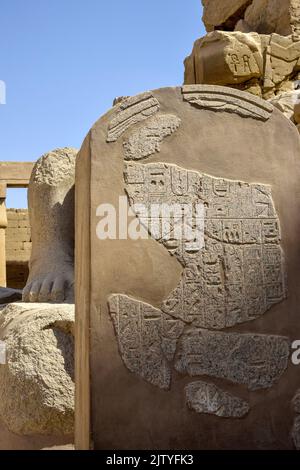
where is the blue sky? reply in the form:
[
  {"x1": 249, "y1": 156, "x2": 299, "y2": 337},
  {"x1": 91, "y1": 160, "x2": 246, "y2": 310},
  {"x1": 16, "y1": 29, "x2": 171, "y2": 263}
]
[{"x1": 0, "y1": 0, "x2": 204, "y2": 208}]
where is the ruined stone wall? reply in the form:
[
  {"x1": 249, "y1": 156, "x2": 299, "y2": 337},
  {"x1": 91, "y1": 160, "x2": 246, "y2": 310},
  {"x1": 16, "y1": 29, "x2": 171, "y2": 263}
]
[{"x1": 5, "y1": 209, "x2": 31, "y2": 289}]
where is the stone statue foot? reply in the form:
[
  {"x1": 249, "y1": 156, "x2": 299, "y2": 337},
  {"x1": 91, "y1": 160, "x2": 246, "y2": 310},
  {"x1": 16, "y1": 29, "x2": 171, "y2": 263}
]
[{"x1": 22, "y1": 266, "x2": 74, "y2": 304}]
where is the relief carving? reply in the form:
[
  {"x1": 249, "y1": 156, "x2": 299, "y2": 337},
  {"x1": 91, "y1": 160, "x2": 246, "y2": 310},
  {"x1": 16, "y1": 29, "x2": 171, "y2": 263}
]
[
  {"x1": 185, "y1": 381, "x2": 250, "y2": 418},
  {"x1": 107, "y1": 92, "x2": 160, "y2": 143},
  {"x1": 182, "y1": 85, "x2": 273, "y2": 121},
  {"x1": 175, "y1": 329, "x2": 289, "y2": 390},
  {"x1": 109, "y1": 294, "x2": 184, "y2": 390},
  {"x1": 123, "y1": 114, "x2": 181, "y2": 161},
  {"x1": 107, "y1": 142, "x2": 289, "y2": 414},
  {"x1": 124, "y1": 162, "x2": 286, "y2": 328}
]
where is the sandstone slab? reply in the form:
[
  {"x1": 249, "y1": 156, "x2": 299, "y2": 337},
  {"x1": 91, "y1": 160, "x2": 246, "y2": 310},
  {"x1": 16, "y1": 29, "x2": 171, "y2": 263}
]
[{"x1": 76, "y1": 86, "x2": 300, "y2": 450}]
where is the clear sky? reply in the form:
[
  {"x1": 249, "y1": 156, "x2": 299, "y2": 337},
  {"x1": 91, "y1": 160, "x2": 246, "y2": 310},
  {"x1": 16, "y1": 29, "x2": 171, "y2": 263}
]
[{"x1": 0, "y1": 0, "x2": 205, "y2": 208}]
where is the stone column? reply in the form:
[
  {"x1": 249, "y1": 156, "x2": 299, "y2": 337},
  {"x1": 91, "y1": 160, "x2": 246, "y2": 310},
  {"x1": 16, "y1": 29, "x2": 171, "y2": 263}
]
[{"x1": 0, "y1": 184, "x2": 7, "y2": 287}]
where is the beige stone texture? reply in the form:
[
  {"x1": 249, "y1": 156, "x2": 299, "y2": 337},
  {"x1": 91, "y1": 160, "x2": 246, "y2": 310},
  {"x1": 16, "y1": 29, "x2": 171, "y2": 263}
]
[
  {"x1": 184, "y1": 31, "x2": 263, "y2": 87},
  {"x1": 244, "y1": 0, "x2": 300, "y2": 38},
  {"x1": 0, "y1": 303, "x2": 74, "y2": 436},
  {"x1": 269, "y1": 89, "x2": 300, "y2": 121},
  {"x1": 0, "y1": 199, "x2": 7, "y2": 287},
  {"x1": 0, "y1": 183, "x2": 6, "y2": 199},
  {"x1": 202, "y1": 0, "x2": 300, "y2": 39},
  {"x1": 202, "y1": 0, "x2": 252, "y2": 32},
  {"x1": 0, "y1": 162, "x2": 34, "y2": 188},
  {"x1": 184, "y1": 31, "x2": 300, "y2": 99},
  {"x1": 5, "y1": 209, "x2": 32, "y2": 289},
  {"x1": 23, "y1": 148, "x2": 77, "y2": 304},
  {"x1": 75, "y1": 86, "x2": 300, "y2": 450}
]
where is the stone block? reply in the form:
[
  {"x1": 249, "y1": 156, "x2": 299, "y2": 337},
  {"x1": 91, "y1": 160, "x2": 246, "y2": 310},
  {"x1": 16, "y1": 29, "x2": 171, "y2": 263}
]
[{"x1": 75, "y1": 86, "x2": 300, "y2": 450}]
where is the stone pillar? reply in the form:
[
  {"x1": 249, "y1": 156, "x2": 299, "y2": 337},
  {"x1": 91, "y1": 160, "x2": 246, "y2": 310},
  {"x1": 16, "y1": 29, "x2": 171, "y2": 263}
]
[
  {"x1": 0, "y1": 184, "x2": 7, "y2": 287},
  {"x1": 75, "y1": 87, "x2": 300, "y2": 449}
]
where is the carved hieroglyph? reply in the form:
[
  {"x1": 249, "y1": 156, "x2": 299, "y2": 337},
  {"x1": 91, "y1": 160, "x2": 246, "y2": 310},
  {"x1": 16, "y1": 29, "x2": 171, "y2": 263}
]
[
  {"x1": 183, "y1": 85, "x2": 273, "y2": 121},
  {"x1": 107, "y1": 92, "x2": 160, "y2": 143},
  {"x1": 185, "y1": 381, "x2": 250, "y2": 418},
  {"x1": 109, "y1": 295, "x2": 184, "y2": 390},
  {"x1": 124, "y1": 161, "x2": 286, "y2": 328},
  {"x1": 108, "y1": 294, "x2": 289, "y2": 392},
  {"x1": 184, "y1": 29, "x2": 300, "y2": 100},
  {"x1": 123, "y1": 114, "x2": 181, "y2": 161},
  {"x1": 106, "y1": 91, "x2": 289, "y2": 417},
  {"x1": 176, "y1": 329, "x2": 289, "y2": 390}
]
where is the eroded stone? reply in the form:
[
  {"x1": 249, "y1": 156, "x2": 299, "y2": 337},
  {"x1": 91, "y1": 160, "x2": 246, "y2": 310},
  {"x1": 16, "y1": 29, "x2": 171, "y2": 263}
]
[
  {"x1": 124, "y1": 161, "x2": 286, "y2": 329},
  {"x1": 185, "y1": 381, "x2": 250, "y2": 418},
  {"x1": 184, "y1": 30, "x2": 300, "y2": 99},
  {"x1": 292, "y1": 415, "x2": 300, "y2": 450},
  {"x1": 0, "y1": 303, "x2": 74, "y2": 435},
  {"x1": 108, "y1": 294, "x2": 184, "y2": 390},
  {"x1": 175, "y1": 329, "x2": 289, "y2": 390},
  {"x1": 107, "y1": 92, "x2": 160, "y2": 143},
  {"x1": 183, "y1": 84, "x2": 273, "y2": 120},
  {"x1": 202, "y1": 0, "x2": 252, "y2": 32},
  {"x1": 123, "y1": 114, "x2": 181, "y2": 161}
]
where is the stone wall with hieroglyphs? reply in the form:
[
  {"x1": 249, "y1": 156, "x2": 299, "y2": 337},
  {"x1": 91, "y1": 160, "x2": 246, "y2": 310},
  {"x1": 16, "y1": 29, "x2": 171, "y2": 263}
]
[{"x1": 106, "y1": 90, "x2": 289, "y2": 419}]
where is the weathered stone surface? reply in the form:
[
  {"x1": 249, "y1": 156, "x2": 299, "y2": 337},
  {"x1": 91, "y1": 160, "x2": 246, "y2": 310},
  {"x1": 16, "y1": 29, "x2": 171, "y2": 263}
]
[
  {"x1": 175, "y1": 329, "x2": 289, "y2": 390},
  {"x1": 76, "y1": 86, "x2": 300, "y2": 449},
  {"x1": 185, "y1": 381, "x2": 250, "y2": 418},
  {"x1": 292, "y1": 416, "x2": 300, "y2": 450},
  {"x1": 184, "y1": 31, "x2": 300, "y2": 99},
  {"x1": 0, "y1": 303, "x2": 74, "y2": 435},
  {"x1": 109, "y1": 294, "x2": 184, "y2": 390},
  {"x1": 293, "y1": 389, "x2": 300, "y2": 413},
  {"x1": 6, "y1": 209, "x2": 32, "y2": 289},
  {"x1": 269, "y1": 89, "x2": 300, "y2": 121},
  {"x1": 0, "y1": 162, "x2": 34, "y2": 188},
  {"x1": 0, "y1": 198, "x2": 7, "y2": 287},
  {"x1": 125, "y1": 158, "x2": 286, "y2": 329},
  {"x1": 183, "y1": 84, "x2": 273, "y2": 120},
  {"x1": 23, "y1": 148, "x2": 77, "y2": 304},
  {"x1": 202, "y1": 0, "x2": 252, "y2": 32},
  {"x1": 244, "y1": 0, "x2": 300, "y2": 38},
  {"x1": 202, "y1": 0, "x2": 300, "y2": 39},
  {"x1": 123, "y1": 114, "x2": 181, "y2": 161},
  {"x1": 184, "y1": 31, "x2": 263, "y2": 88},
  {"x1": 107, "y1": 92, "x2": 160, "y2": 143},
  {"x1": 0, "y1": 287, "x2": 22, "y2": 304}
]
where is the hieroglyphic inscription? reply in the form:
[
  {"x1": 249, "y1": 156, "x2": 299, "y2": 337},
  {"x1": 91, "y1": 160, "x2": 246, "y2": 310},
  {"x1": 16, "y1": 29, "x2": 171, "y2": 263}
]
[
  {"x1": 124, "y1": 162, "x2": 286, "y2": 328},
  {"x1": 106, "y1": 110, "x2": 288, "y2": 409},
  {"x1": 182, "y1": 85, "x2": 273, "y2": 121},
  {"x1": 185, "y1": 381, "x2": 250, "y2": 418},
  {"x1": 175, "y1": 329, "x2": 290, "y2": 390},
  {"x1": 229, "y1": 53, "x2": 253, "y2": 76},
  {"x1": 107, "y1": 92, "x2": 160, "y2": 142},
  {"x1": 108, "y1": 296, "x2": 289, "y2": 391},
  {"x1": 108, "y1": 294, "x2": 184, "y2": 390},
  {"x1": 123, "y1": 114, "x2": 181, "y2": 161}
]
